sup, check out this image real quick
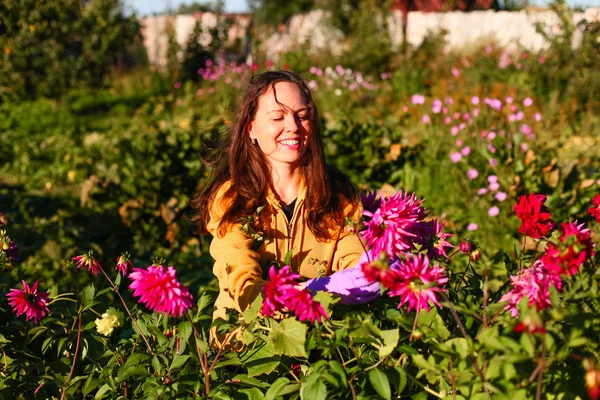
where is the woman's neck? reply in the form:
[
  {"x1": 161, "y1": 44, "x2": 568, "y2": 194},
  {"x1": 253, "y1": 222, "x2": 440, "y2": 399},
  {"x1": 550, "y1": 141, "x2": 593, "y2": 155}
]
[{"x1": 271, "y1": 165, "x2": 302, "y2": 204}]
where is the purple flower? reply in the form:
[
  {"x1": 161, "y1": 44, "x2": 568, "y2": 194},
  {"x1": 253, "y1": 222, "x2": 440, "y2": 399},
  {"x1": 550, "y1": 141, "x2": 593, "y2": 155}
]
[
  {"x1": 495, "y1": 192, "x2": 507, "y2": 202},
  {"x1": 488, "y1": 206, "x2": 500, "y2": 217},
  {"x1": 411, "y1": 94, "x2": 425, "y2": 105},
  {"x1": 523, "y1": 97, "x2": 533, "y2": 107},
  {"x1": 467, "y1": 223, "x2": 478, "y2": 231},
  {"x1": 450, "y1": 152, "x2": 462, "y2": 163},
  {"x1": 461, "y1": 146, "x2": 471, "y2": 156}
]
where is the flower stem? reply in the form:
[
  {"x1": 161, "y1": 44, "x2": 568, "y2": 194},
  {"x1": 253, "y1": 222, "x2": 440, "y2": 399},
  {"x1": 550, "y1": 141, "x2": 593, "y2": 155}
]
[
  {"x1": 440, "y1": 292, "x2": 491, "y2": 400},
  {"x1": 60, "y1": 308, "x2": 82, "y2": 400},
  {"x1": 98, "y1": 266, "x2": 154, "y2": 354}
]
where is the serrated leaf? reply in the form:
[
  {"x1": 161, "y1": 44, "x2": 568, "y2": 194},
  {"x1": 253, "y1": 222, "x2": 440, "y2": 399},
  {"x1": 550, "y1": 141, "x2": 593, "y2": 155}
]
[
  {"x1": 81, "y1": 284, "x2": 95, "y2": 307},
  {"x1": 312, "y1": 291, "x2": 337, "y2": 315},
  {"x1": 267, "y1": 318, "x2": 306, "y2": 358},
  {"x1": 328, "y1": 360, "x2": 347, "y2": 388},
  {"x1": 369, "y1": 368, "x2": 391, "y2": 400}
]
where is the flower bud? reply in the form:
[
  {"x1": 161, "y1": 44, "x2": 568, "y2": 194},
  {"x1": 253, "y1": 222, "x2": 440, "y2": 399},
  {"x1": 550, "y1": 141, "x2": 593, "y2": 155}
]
[
  {"x1": 586, "y1": 369, "x2": 600, "y2": 400},
  {"x1": 459, "y1": 241, "x2": 472, "y2": 254},
  {"x1": 470, "y1": 248, "x2": 482, "y2": 262}
]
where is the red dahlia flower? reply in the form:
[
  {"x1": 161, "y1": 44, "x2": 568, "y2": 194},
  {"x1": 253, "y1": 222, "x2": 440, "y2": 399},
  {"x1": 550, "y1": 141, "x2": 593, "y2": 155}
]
[
  {"x1": 7, "y1": 280, "x2": 51, "y2": 323},
  {"x1": 541, "y1": 221, "x2": 595, "y2": 277},
  {"x1": 129, "y1": 265, "x2": 193, "y2": 317},
  {"x1": 285, "y1": 289, "x2": 328, "y2": 324},
  {"x1": 514, "y1": 193, "x2": 554, "y2": 238},
  {"x1": 589, "y1": 194, "x2": 600, "y2": 223}
]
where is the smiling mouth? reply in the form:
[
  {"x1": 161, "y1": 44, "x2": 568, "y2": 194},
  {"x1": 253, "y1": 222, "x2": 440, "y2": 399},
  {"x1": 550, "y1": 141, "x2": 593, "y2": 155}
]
[{"x1": 278, "y1": 138, "x2": 301, "y2": 146}]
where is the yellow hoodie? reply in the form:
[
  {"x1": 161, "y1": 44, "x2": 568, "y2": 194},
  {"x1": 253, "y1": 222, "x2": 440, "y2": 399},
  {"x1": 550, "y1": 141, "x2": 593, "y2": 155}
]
[{"x1": 206, "y1": 178, "x2": 364, "y2": 328}]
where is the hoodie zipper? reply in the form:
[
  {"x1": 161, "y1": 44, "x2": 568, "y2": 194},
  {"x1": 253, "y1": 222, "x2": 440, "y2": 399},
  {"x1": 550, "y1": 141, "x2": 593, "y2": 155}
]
[{"x1": 285, "y1": 199, "x2": 304, "y2": 265}]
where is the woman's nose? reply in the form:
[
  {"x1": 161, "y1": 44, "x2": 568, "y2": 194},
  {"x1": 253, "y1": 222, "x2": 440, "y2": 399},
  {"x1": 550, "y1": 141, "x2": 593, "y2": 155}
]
[{"x1": 284, "y1": 114, "x2": 300, "y2": 133}]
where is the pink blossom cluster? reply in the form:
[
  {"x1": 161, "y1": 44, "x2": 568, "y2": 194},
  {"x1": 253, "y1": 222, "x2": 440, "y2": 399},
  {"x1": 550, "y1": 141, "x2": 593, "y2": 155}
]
[{"x1": 261, "y1": 266, "x2": 328, "y2": 324}]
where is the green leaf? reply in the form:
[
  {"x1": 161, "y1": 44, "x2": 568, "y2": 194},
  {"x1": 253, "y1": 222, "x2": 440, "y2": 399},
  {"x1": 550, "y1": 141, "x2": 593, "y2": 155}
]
[
  {"x1": 265, "y1": 377, "x2": 291, "y2": 400},
  {"x1": 241, "y1": 342, "x2": 281, "y2": 377},
  {"x1": 178, "y1": 320, "x2": 192, "y2": 351},
  {"x1": 152, "y1": 356, "x2": 162, "y2": 375},
  {"x1": 197, "y1": 291, "x2": 215, "y2": 315},
  {"x1": 82, "y1": 374, "x2": 99, "y2": 396},
  {"x1": 312, "y1": 291, "x2": 337, "y2": 315},
  {"x1": 520, "y1": 333, "x2": 536, "y2": 357},
  {"x1": 243, "y1": 295, "x2": 263, "y2": 325},
  {"x1": 239, "y1": 387, "x2": 266, "y2": 400},
  {"x1": 267, "y1": 318, "x2": 307, "y2": 358},
  {"x1": 284, "y1": 249, "x2": 294, "y2": 267},
  {"x1": 95, "y1": 383, "x2": 112, "y2": 399},
  {"x1": 170, "y1": 355, "x2": 190, "y2": 370},
  {"x1": 81, "y1": 284, "x2": 95, "y2": 307},
  {"x1": 328, "y1": 360, "x2": 347, "y2": 388},
  {"x1": 369, "y1": 368, "x2": 391, "y2": 400},
  {"x1": 118, "y1": 365, "x2": 150, "y2": 380},
  {"x1": 393, "y1": 367, "x2": 407, "y2": 394},
  {"x1": 379, "y1": 329, "x2": 399, "y2": 358},
  {"x1": 300, "y1": 374, "x2": 327, "y2": 400}
]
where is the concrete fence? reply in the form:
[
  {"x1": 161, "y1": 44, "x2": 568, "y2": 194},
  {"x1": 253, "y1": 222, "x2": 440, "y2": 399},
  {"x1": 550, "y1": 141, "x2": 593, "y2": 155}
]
[{"x1": 140, "y1": 7, "x2": 600, "y2": 68}]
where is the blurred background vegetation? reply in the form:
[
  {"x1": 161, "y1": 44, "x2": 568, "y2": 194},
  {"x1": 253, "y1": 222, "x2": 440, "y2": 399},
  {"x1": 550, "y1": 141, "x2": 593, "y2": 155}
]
[{"x1": 0, "y1": 0, "x2": 599, "y2": 294}]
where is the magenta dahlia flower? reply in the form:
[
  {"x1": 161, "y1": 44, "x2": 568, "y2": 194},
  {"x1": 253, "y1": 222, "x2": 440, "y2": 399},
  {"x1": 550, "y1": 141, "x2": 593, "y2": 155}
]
[
  {"x1": 589, "y1": 194, "x2": 600, "y2": 223},
  {"x1": 7, "y1": 280, "x2": 51, "y2": 323},
  {"x1": 261, "y1": 265, "x2": 301, "y2": 317},
  {"x1": 361, "y1": 191, "x2": 429, "y2": 258},
  {"x1": 285, "y1": 289, "x2": 329, "y2": 324},
  {"x1": 72, "y1": 251, "x2": 101, "y2": 275},
  {"x1": 386, "y1": 254, "x2": 448, "y2": 313},
  {"x1": 425, "y1": 219, "x2": 453, "y2": 259},
  {"x1": 499, "y1": 260, "x2": 561, "y2": 317},
  {"x1": 129, "y1": 265, "x2": 193, "y2": 317}
]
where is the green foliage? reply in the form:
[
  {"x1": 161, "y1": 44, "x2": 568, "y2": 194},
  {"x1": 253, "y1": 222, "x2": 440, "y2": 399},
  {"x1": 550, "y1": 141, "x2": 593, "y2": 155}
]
[{"x1": 0, "y1": 0, "x2": 140, "y2": 102}]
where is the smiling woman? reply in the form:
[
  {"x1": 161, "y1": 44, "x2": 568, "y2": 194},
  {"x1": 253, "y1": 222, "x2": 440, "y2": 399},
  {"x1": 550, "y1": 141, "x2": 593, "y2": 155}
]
[{"x1": 191, "y1": 70, "x2": 377, "y2": 348}]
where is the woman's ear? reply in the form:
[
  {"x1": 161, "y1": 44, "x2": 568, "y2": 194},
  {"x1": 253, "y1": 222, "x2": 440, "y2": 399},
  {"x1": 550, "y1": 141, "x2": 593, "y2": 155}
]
[{"x1": 247, "y1": 122, "x2": 254, "y2": 140}]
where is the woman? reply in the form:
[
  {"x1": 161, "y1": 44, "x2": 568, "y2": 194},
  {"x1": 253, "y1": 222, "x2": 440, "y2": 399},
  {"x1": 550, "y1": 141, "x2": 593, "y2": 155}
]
[{"x1": 193, "y1": 70, "x2": 376, "y2": 345}]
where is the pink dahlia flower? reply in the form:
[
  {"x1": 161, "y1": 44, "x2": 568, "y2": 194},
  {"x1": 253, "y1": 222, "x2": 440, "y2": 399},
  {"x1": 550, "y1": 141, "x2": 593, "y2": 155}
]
[
  {"x1": 425, "y1": 219, "x2": 453, "y2": 259},
  {"x1": 499, "y1": 260, "x2": 561, "y2": 317},
  {"x1": 261, "y1": 265, "x2": 301, "y2": 317},
  {"x1": 129, "y1": 265, "x2": 193, "y2": 317},
  {"x1": 386, "y1": 254, "x2": 448, "y2": 313},
  {"x1": 285, "y1": 289, "x2": 328, "y2": 324},
  {"x1": 7, "y1": 280, "x2": 51, "y2": 323},
  {"x1": 361, "y1": 191, "x2": 429, "y2": 258},
  {"x1": 72, "y1": 251, "x2": 101, "y2": 275}
]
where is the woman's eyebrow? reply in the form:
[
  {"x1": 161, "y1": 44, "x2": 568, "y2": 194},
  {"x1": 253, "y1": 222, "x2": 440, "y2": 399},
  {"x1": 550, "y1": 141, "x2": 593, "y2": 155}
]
[{"x1": 266, "y1": 107, "x2": 308, "y2": 114}]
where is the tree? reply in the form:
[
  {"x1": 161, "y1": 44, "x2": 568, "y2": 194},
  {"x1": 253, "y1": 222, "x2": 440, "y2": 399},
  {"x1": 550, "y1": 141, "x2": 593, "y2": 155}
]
[{"x1": 0, "y1": 0, "x2": 140, "y2": 102}]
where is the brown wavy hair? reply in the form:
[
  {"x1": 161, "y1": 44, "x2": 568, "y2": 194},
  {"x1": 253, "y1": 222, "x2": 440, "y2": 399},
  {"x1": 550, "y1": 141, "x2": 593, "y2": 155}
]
[{"x1": 191, "y1": 70, "x2": 358, "y2": 240}]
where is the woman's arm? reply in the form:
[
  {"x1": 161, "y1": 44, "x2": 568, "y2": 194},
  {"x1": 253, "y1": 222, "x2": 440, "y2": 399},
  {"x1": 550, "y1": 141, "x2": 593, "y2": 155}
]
[{"x1": 207, "y1": 186, "x2": 266, "y2": 313}]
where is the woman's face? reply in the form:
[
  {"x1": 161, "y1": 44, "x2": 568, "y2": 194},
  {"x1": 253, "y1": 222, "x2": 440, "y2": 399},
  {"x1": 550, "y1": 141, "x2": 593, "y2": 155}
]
[{"x1": 248, "y1": 81, "x2": 312, "y2": 169}]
